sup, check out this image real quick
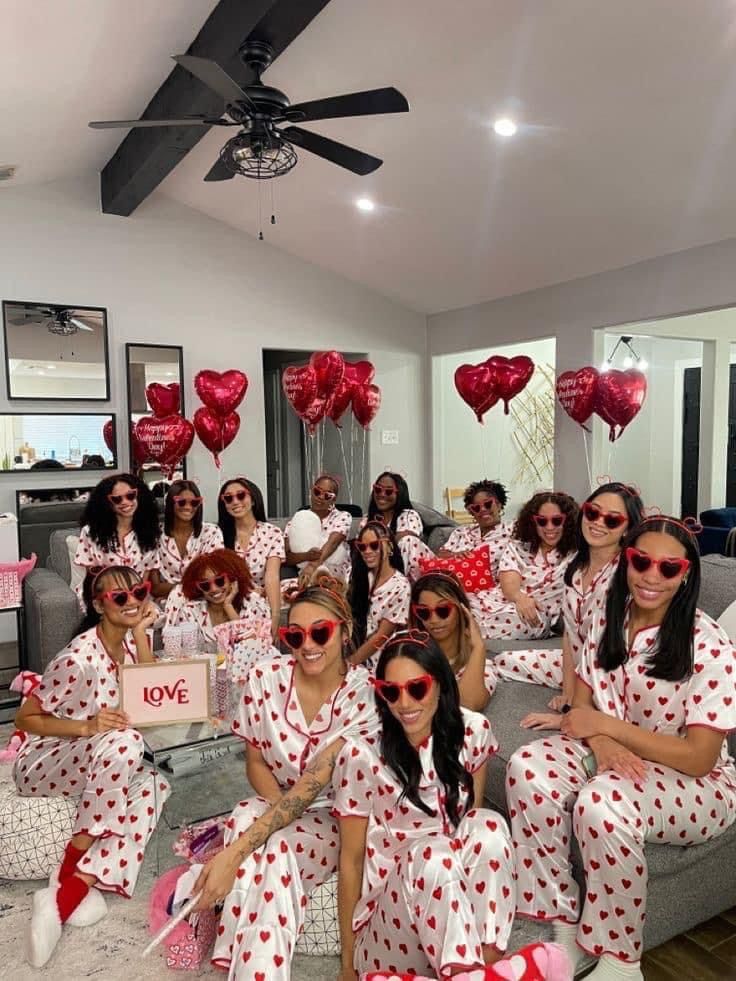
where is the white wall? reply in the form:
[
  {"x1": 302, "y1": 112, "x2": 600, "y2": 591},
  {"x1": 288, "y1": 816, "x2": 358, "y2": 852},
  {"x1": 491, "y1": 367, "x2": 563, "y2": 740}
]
[
  {"x1": 432, "y1": 337, "x2": 556, "y2": 516},
  {"x1": 428, "y1": 238, "x2": 736, "y2": 506},
  {"x1": 0, "y1": 178, "x2": 428, "y2": 526}
]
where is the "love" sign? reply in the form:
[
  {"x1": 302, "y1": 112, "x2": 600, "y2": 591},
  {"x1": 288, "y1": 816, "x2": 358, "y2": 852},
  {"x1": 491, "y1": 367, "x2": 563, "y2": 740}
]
[{"x1": 120, "y1": 659, "x2": 210, "y2": 727}]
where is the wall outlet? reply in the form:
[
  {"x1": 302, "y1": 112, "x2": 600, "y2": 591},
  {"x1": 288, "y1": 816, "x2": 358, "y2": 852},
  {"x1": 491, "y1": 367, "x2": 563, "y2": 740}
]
[{"x1": 381, "y1": 430, "x2": 399, "y2": 445}]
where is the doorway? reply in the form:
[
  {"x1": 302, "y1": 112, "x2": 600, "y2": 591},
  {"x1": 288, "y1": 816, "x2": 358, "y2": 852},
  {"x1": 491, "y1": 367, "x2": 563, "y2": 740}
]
[
  {"x1": 681, "y1": 364, "x2": 736, "y2": 515},
  {"x1": 262, "y1": 349, "x2": 371, "y2": 518}
]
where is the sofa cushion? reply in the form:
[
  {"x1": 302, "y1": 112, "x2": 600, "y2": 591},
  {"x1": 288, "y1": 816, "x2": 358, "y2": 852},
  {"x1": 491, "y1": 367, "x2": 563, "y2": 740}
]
[
  {"x1": 413, "y1": 502, "x2": 457, "y2": 532},
  {"x1": 699, "y1": 555, "x2": 736, "y2": 620},
  {"x1": 700, "y1": 508, "x2": 736, "y2": 529}
]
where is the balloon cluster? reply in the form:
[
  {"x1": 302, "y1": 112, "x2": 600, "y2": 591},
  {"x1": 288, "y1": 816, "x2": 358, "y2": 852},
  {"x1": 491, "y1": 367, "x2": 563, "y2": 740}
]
[
  {"x1": 282, "y1": 351, "x2": 380, "y2": 432},
  {"x1": 556, "y1": 367, "x2": 647, "y2": 442},
  {"x1": 454, "y1": 355, "x2": 535, "y2": 423},
  {"x1": 193, "y1": 370, "x2": 248, "y2": 467},
  {"x1": 126, "y1": 383, "x2": 195, "y2": 478}
]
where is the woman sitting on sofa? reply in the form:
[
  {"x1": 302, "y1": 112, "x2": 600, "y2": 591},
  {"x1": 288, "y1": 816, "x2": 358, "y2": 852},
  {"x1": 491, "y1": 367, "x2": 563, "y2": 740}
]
[
  {"x1": 470, "y1": 491, "x2": 578, "y2": 641},
  {"x1": 409, "y1": 571, "x2": 495, "y2": 710},
  {"x1": 363, "y1": 471, "x2": 434, "y2": 580},
  {"x1": 284, "y1": 474, "x2": 352, "y2": 588},
  {"x1": 438, "y1": 478, "x2": 512, "y2": 581},
  {"x1": 14, "y1": 566, "x2": 167, "y2": 968},
  {"x1": 506, "y1": 515, "x2": 736, "y2": 981},
  {"x1": 150, "y1": 480, "x2": 223, "y2": 599},
  {"x1": 74, "y1": 474, "x2": 160, "y2": 605}
]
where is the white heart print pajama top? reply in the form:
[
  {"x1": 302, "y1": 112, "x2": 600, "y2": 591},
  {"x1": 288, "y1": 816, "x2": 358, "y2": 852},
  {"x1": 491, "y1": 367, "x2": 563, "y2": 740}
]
[
  {"x1": 333, "y1": 708, "x2": 516, "y2": 978},
  {"x1": 74, "y1": 525, "x2": 160, "y2": 606},
  {"x1": 13, "y1": 626, "x2": 169, "y2": 897},
  {"x1": 506, "y1": 607, "x2": 736, "y2": 963},
  {"x1": 156, "y1": 522, "x2": 224, "y2": 583},
  {"x1": 360, "y1": 510, "x2": 435, "y2": 582},
  {"x1": 442, "y1": 521, "x2": 512, "y2": 582},
  {"x1": 285, "y1": 506, "x2": 353, "y2": 582},
  {"x1": 212, "y1": 654, "x2": 379, "y2": 979},
  {"x1": 232, "y1": 521, "x2": 285, "y2": 588},
  {"x1": 495, "y1": 556, "x2": 617, "y2": 687},
  {"x1": 469, "y1": 540, "x2": 573, "y2": 641}
]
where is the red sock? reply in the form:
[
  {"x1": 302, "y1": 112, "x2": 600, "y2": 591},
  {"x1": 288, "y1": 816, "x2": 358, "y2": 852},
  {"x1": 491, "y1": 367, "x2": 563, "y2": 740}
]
[
  {"x1": 56, "y1": 874, "x2": 90, "y2": 923},
  {"x1": 59, "y1": 843, "x2": 86, "y2": 882}
]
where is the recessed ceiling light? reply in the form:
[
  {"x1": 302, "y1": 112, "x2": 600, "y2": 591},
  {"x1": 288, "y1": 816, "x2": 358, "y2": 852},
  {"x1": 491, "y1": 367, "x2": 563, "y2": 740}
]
[
  {"x1": 356, "y1": 197, "x2": 375, "y2": 212},
  {"x1": 493, "y1": 117, "x2": 517, "y2": 137}
]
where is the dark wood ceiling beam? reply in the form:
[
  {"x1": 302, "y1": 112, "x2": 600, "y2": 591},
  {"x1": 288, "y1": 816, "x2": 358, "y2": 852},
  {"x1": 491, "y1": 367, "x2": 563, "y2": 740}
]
[{"x1": 100, "y1": 0, "x2": 332, "y2": 216}]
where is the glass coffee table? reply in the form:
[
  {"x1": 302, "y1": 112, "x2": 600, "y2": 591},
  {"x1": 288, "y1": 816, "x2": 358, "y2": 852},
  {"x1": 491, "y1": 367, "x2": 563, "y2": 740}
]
[{"x1": 143, "y1": 720, "x2": 245, "y2": 871}]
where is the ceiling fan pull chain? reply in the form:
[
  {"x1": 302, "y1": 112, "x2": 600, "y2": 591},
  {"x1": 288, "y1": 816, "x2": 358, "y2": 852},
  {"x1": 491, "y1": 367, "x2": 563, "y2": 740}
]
[
  {"x1": 270, "y1": 180, "x2": 277, "y2": 225},
  {"x1": 258, "y1": 180, "x2": 264, "y2": 241}
]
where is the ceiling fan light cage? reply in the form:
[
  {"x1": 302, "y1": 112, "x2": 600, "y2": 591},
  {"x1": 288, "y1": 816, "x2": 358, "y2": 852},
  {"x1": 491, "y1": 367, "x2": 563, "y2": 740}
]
[
  {"x1": 47, "y1": 322, "x2": 78, "y2": 337},
  {"x1": 221, "y1": 132, "x2": 297, "y2": 179}
]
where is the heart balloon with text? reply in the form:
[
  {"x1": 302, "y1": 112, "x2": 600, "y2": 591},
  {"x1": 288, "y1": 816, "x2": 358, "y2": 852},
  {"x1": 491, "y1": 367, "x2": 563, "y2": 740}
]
[
  {"x1": 310, "y1": 350, "x2": 345, "y2": 400},
  {"x1": 556, "y1": 366, "x2": 599, "y2": 429},
  {"x1": 352, "y1": 383, "x2": 382, "y2": 429},
  {"x1": 134, "y1": 415, "x2": 194, "y2": 478},
  {"x1": 282, "y1": 364, "x2": 318, "y2": 417}
]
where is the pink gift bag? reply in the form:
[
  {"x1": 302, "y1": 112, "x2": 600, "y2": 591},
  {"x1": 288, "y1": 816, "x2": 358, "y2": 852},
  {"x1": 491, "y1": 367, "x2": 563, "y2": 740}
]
[{"x1": 149, "y1": 864, "x2": 218, "y2": 971}]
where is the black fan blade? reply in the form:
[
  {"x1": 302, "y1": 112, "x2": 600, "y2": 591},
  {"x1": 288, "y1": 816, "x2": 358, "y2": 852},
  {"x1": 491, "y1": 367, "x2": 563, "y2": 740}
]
[
  {"x1": 286, "y1": 87, "x2": 409, "y2": 123},
  {"x1": 89, "y1": 117, "x2": 230, "y2": 129},
  {"x1": 281, "y1": 127, "x2": 382, "y2": 175},
  {"x1": 204, "y1": 157, "x2": 234, "y2": 182},
  {"x1": 173, "y1": 54, "x2": 256, "y2": 111}
]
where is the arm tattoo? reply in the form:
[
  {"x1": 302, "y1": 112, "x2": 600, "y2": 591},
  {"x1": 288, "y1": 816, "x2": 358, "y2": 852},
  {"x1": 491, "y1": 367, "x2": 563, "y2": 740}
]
[{"x1": 234, "y1": 742, "x2": 342, "y2": 860}]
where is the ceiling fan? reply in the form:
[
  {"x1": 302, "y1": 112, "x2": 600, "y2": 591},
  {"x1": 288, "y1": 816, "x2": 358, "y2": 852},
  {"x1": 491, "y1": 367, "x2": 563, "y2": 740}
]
[
  {"x1": 89, "y1": 41, "x2": 409, "y2": 181},
  {"x1": 8, "y1": 305, "x2": 96, "y2": 336}
]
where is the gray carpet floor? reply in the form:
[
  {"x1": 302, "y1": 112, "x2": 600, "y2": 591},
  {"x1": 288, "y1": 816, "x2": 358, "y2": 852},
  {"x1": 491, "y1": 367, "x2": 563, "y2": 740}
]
[{"x1": 1, "y1": 729, "x2": 550, "y2": 980}]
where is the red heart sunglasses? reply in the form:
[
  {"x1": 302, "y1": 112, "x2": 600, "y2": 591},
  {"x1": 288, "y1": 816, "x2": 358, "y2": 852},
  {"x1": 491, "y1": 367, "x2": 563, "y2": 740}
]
[
  {"x1": 107, "y1": 490, "x2": 137, "y2": 506},
  {"x1": 467, "y1": 499, "x2": 497, "y2": 516},
  {"x1": 173, "y1": 495, "x2": 203, "y2": 508},
  {"x1": 279, "y1": 619, "x2": 342, "y2": 650},
  {"x1": 220, "y1": 490, "x2": 249, "y2": 505},
  {"x1": 412, "y1": 601, "x2": 455, "y2": 622},
  {"x1": 582, "y1": 502, "x2": 627, "y2": 530},
  {"x1": 625, "y1": 547, "x2": 690, "y2": 580},
  {"x1": 533, "y1": 513, "x2": 565, "y2": 528},
  {"x1": 197, "y1": 573, "x2": 230, "y2": 594},
  {"x1": 371, "y1": 674, "x2": 435, "y2": 704},
  {"x1": 312, "y1": 485, "x2": 336, "y2": 502},
  {"x1": 372, "y1": 483, "x2": 397, "y2": 498},
  {"x1": 101, "y1": 581, "x2": 151, "y2": 607}
]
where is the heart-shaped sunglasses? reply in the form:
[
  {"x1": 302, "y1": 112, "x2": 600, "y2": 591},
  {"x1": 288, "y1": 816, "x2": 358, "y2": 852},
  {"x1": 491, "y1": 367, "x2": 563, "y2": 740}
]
[
  {"x1": 625, "y1": 547, "x2": 690, "y2": 580},
  {"x1": 197, "y1": 573, "x2": 230, "y2": 594},
  {"x1": 279, "y1": 619, "x2": 342, "y2": 650},
  {"x1": 411, "y1": 601, "x2": 455, "y2": 622},
  {"x1": 173, "y1": 495, "x2": 203, "y2": 508},
  {"x1": 533, "y1": 513, "x2": 565, "y2": 528},
  {"x1": 371, "y1": 674, "x2": 435, "y2": 704},
  {"x1": 108, "y1": 490, "x2": 137, "y2": 506},
  {"x1": 220, "y1": 490, "x2": 249, "y2": 505},
  {"x1": 101, "y1": 581, "x2": 151, "y2": 606},
  {"x1": 312, "y1": 485, "x2": 336, "y2": 502},
  {"x1": 372, "y1": 483, "x2": 397, "y2": 498},
  {"x1": 467, "y1": 499, "x2": 497, "y2": 516},
  {"x1": 356, "y1": 540, "x2": 383, "y2": 554},
  {"x1": 582, "y1": 502, "x2": 626, "y2": 530}
]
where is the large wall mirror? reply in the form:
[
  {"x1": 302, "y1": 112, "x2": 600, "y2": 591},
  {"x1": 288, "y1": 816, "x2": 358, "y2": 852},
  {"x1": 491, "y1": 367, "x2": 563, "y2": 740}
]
[
  {"x1": 2, "y1": 300, "x2": 110, "y2": 401},
  {"x1": 0, "y1": 413, "x2": 117, "y2": 473},
  {"x1": 125, "y1": 343, "x2": 185, "y2": 482}
]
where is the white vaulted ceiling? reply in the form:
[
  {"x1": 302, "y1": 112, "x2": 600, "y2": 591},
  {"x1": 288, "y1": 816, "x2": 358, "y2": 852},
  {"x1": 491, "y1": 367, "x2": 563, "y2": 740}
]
[{"x1": 5, "y1": 1, "x2": 736, "y2": 313}]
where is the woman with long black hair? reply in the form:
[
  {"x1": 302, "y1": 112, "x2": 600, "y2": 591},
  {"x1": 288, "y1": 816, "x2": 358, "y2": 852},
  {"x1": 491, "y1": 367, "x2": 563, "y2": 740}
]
[
  {"x1": 217, "y1": 476, "x2": 284, "y2": 639},
  {"x1": 349, "y1": 520, "x2": 411, "y2": 667},
  {"x1": 470, "y1": 491, "x2": 578, "y2": 640},
  {"x1": 74, "y1": 474, "x2": 161, "y2": 604},
  {"x1": 151, "y1": 479, "x2": 223, "y2": 599},
  {"x1": 497, "y1": 481, "x2": 642, "y2": 726},
  {"x1": 507, "y1": 516, "x2": 736, "y2": 981},
  {"x1": 409, "y1": 571, "x2": 496, "y2": 710},
  {"x1": 365, "y1": 471, "x2": 434, "y2": 580},
  {"x1": 335, "y1": 630, "x2": 515, "y2": 980}
]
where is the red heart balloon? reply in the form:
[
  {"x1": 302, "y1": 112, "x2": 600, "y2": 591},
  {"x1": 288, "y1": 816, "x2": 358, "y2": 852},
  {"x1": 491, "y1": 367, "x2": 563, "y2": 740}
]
[
  {"x1": 454, "y1": 363, "x2": 499, "y2": 423},
  {"x1": 102, "y1": 420, "x2": 115, "y2": 454},
  {"x1": 146, "y1": 382, "x2": 180, "y2": 418},
  {"x1": 556, "y1": 367, "x2": 599, "y2": 428},
  {"x1": 282, "y1": 364, "x2": 318, "y2": 416},
  {"x1": 595, "y1": 369, "x2": 648, "y2": 442},
  {"x1": 129, "y1": 424, "x2": 150, "y2": 466},
  {"x1": 484, "y1": 355, "x2": 535, "y2": 414},
  {"x1": 300, "y1": 396, "x2": 328, "y2": 435},
  {"x1": 343, "y1": 360, "x2": 375, "y2": 386},
  {"x1": 194, "y1": 370, "x2": 248, "y2": 419},
  {"x1": 310, "y1": 351, "x2": 345, "y2": 399},
  {"x1": 134, "y1": 414, "x2": 194, "y2": 477},
  {"x1": 193, "y1": 407, "x2": 240, "y2": 467},
  {"x1": 352, "y1": 383, "x2": 382, "y2": 429},
  {"x1": 326, "y1": 377, "x2": 354, "y2": 426}
]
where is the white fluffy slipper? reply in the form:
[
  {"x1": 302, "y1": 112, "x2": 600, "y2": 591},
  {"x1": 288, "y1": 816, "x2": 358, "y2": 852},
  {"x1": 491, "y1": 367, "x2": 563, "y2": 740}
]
[
  {"x1": 26, "y1": 886, "x2": 63, "y2": 968},
  {"x1": 48, "y1": 867, "x2": 108, "y2": 927}
]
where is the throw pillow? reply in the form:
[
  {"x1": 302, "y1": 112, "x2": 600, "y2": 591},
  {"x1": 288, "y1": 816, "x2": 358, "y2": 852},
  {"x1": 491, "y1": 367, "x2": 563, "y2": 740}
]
[
  {"x1": 66, "y1": 535, "x2": 85, "y2": 591},
  {"x1": 418, "y1": 545, "x2": 495, "y2": 593}
]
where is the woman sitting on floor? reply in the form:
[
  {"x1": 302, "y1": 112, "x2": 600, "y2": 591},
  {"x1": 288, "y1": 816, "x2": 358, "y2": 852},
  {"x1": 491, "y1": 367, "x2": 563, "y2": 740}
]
[
  {"x1": 150, "y1": 479, "x2": 223, "y2": 600},
  {"x1": 349, "y1": 520, "x2": 411, "y2": 668},
  {"x1": 336, "y1": 629, "x2": 515, "y2": 980},
  {"x1": 14, "y1": 566, "x2": 168, "y2": 968},
  {"x1": 470, "y1": 491, "x2": 578, "y2": 641},
  {"x1": 409, "y1": 570, "x2": 496, "y2": 710}
]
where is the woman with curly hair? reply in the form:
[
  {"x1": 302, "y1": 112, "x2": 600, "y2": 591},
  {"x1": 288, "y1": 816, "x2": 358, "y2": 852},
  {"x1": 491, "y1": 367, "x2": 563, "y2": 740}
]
[
  {"x1": 469, "y1": 491, "x2": 578, "y2": 641},
  {"x1": 335, "y1": 630, "x2": 514, "y2": 979},
  {"x1": 363, "y1": 471, "x2": 434, "y2": 580},
  {"x1": 217, "y1": 477, "x2": 284, "y2": 640},
  {"x1": 150, "y1": 479, "x2": 223, "y2": 599},
  {"x1": 349, "y1": 520, "x2": 411, "y2": 667},
  {"x1": 438, "y1": 478, "x2": 512, "y2": 581},
  {"x1": 409, "y1": 571, "x2": 496, "y2": 710},
  {"x1": 74, "y1": 474, "x2": 161, "y2": 605},
  {"x1": 163, "y1": 548, "x2": 273, "y2": 675}
]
